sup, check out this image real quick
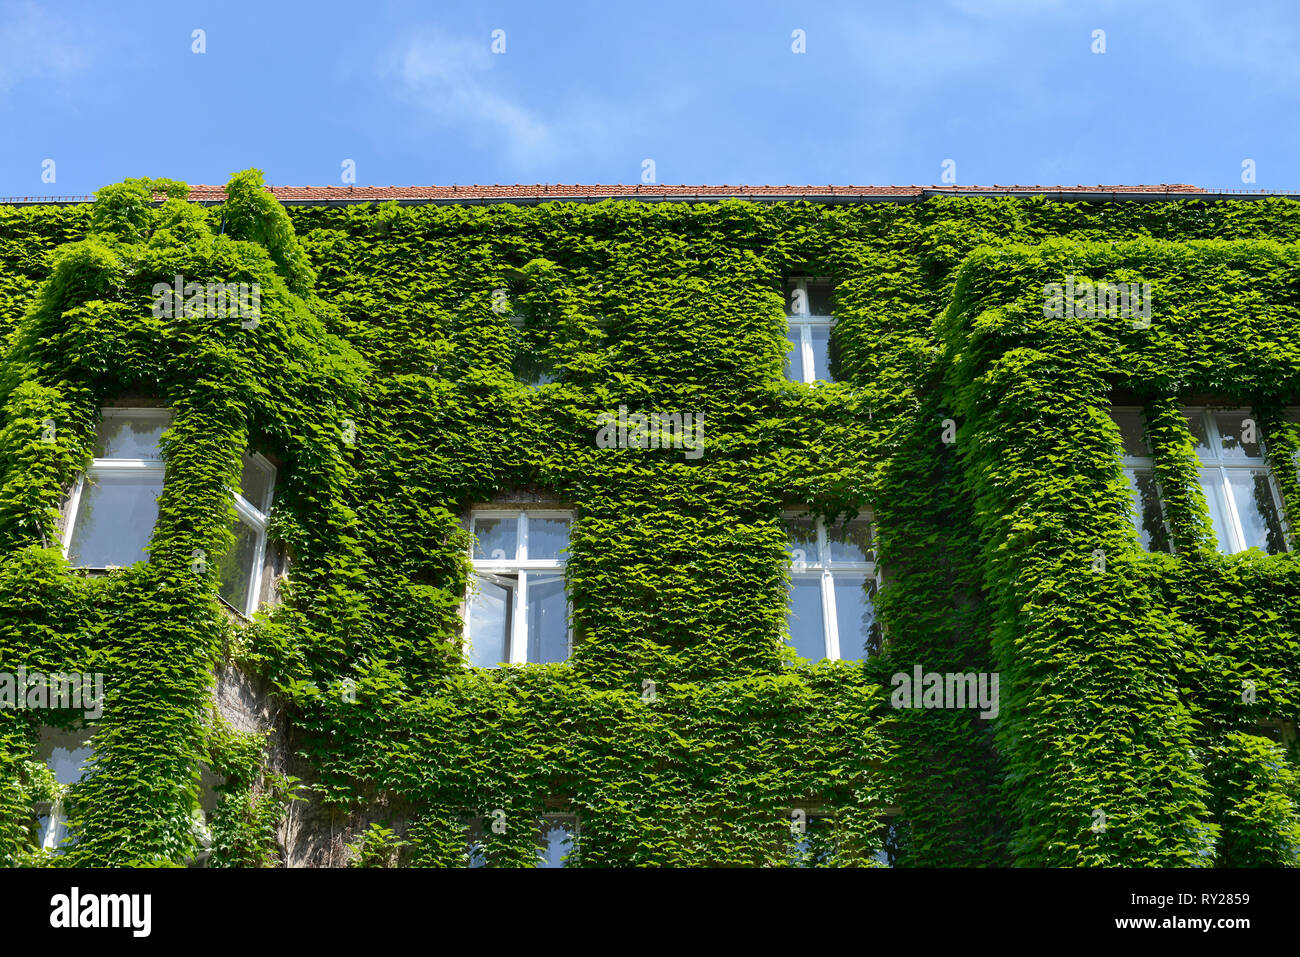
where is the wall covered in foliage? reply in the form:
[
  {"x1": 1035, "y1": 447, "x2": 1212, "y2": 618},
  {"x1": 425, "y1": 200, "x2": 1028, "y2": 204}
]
[{"x1": 0, "y1": 172, "x2": 1297, "y2": 866}]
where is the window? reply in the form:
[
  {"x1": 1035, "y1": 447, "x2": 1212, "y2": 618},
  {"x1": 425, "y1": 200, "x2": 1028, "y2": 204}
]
[
  {"x1": 788, "y1": 811, "x2": 898, "y2": 866},
  {"x1": 465, "y1": 818, "x2": 488, "y2": 868},
  {"x1": 218, "y1": 452, "x2": 276, "y2": 617},
  {"x1": 537, "y1": 814, "x2": 577, "y2": 868},
  {"x1": 463, "y1": 812, "x2": 578, "y2": 867},
  {"x1": 62, "y1": 409, "x2": 277, "y2": 614},
  {"x1": 33, "y1": 725, "x2": 94, "y2": 854},
  {"x1": 510, "y1": 314, "x2": 557, "y2": 387},
  {"x1": 1111, "y1": 408, "x2": 1172, "y2": 552},
  {"x1": 1283, "y1": 408, "x2": 1300, "y2": 474},
  {"x1": 188, "y1": 763, "x2": 223, "y2": 867},
  {"x1": 783, "y1": 278, "x2": 835, "y2": 383},
  {"x1": 789, "y1": 810, "x2": 837, "y2": 867},
  {"x1": 874, "y1": 818, "x2": 902, "y2": 867},
  {"x1": 62, "y1": 409, "x2": 170, "y2": 566},
  {"x1": 784, "y1": 512, "x2": 880, "y2": 661},
  {"x1": 466, "y1": 510, "x2": 572, "y2": 666},
  {"x1": 1184, "y1": 407, "x2": 1287, "y2": 554}
]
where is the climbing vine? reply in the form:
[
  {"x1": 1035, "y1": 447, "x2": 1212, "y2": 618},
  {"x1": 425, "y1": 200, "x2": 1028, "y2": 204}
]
[{"x1": 0, "y1": 178, "x2": 1297, "y2": 866}]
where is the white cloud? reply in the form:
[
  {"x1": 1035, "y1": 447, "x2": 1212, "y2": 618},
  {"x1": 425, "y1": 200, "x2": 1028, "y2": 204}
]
[
  {"x1": 384, "y1": 28, "x2": 555, "y2": 165},
  {"x1": 0, "y1": 1, "x2": 93, "y2": 96}
]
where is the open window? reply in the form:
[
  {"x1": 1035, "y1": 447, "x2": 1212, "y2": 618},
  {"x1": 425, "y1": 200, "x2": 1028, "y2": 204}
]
[
  {"x1": 217, "y1": 452, "x2": 276, "y2": 617},
  {"x1": 188, "y1": 762, "x2": 223, "y2": 867},
  {"x1": 61, "y1": 408, "x2": 277, "y2": 615},
  {"x1": 784, "y1": 511, "x2": 881, "y2": 661},
  {"x1": 783, "y1": 278, "x2": 835, "y2": 383},
  {"x1": 465, "y1": 510, "x2": 572, "y2": 666},
  {"x1": 32, "y1": 725, "x2": 94, "y2": 854},
  {"x1": 62, "y1": 409, "x2": 170, "y2": 567},
  {"x1": 1110, "y1": 407, "x2": 1173, "y2": 553}
]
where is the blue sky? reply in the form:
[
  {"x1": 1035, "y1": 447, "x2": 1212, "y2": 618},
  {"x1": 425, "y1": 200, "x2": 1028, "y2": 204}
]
[{"x1": 2, "y1": 0, "x2": 1297, "y2": 195}]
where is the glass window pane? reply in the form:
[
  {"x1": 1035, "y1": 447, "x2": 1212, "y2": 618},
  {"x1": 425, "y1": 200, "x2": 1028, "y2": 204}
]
[
  {"x1": 1112, "y1": 411, "x2": 1150, "y2": 459},
  {"x1": 833, "y1": 574, "x2": 876, "y2": 661},
  {"x1": 468, "y1": 575, "x2": 513, "y2": 667},
  {"x1": 526, "y1": 518, "x2": 570, "y2": 561},
  {"x1": 38, "y1": 726, "x2": 93, "y2": 785},
  {"x1": 1198, "y1": 469, "x2": 1234, "y2": 553},
  {"x1": 785, "y1": 280, "x2": 808, "y2": 317},
  {"x1": 466, "y1": 820, "x2": 487, "y2": 868},
  {"x1": 472, "y1": 515, "x2": 518, "y2": 561},
  {"x1": 37, "y1": 812, "x2": 66, "y2": 849},
  {"x1": 217, "y1": 517, "x2": 261, "y2": 613},
  {"x1": 93, "y1": 413, "x2": 170, "y2": 459},
  {"x1": 513, "y1": 349, "x2": 557, "y2": 388},
  {"x1": 1214, "y1": 412, "x2": 1261, "y2": 459},
  {"x1": 826, "y1": 518, "x2": 873, "y2": 564},
  {"x1": 786, "y1": 576, "x2": 826, "y2": 660},
  {"x1": 784, "y1": 325, "x2": 802, "y2": 380},
  {"x1": 537, "y1": 819, "x2": 575, "y2": 867},
  {"x1": 1184, "y1": 411, "x2": 1212, "y2": 457},
  {"x1": 786, "y1": 516, "x2": 819, "y2": 567},
  {"x1": 1227, "y1": 470, "x2": 1286, "y2": 554},
  {"x1": 67, "y1": 470, "x2": 164, "y2": 566},
  {"x1": 1126, "y1": 469, "x2": 1172, "y2": 553},
  {"x1": 791, "y1": 816, "x2": 835, "y2": 867},
  {"x1": 806, "y1": 280, "x2": 835, "y2": 317},
  {"x1": 525, "y1": 574, "x2": 569, "y2": 663},
  {"x1": 238, "y1": 454, "x2": 275, "y2": 512},
  {"x1": 809, "y1": 325, "x2": 831, "y2": 382},
  {"x1": 874, "y1": 821, "x2": 899, "y2": 867}
]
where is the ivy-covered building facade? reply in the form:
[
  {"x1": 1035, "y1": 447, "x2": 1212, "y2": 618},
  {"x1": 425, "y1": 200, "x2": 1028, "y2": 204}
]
[{"x1": 1, "y1": 174, "x2": 1298, "y2": 867}]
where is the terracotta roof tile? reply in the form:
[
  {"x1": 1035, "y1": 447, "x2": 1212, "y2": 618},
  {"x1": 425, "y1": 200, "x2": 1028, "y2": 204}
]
[
  {"x1": 1, "y1": 183, "x2": 1242, "y2": 207},
  {"x1": 176, "y1": 182, "x2": 1208, "y2": 205}
]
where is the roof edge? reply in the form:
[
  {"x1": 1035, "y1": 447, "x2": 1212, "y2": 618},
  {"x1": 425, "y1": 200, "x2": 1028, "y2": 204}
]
[{"x1": 6, "y1": 183, "x2": 1300, "y2": 208}]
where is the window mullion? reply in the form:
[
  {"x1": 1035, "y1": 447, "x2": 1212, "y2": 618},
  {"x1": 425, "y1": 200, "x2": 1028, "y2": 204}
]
[
  {"x1": 818, "y1": 521, "x2": 839, "y2": 659},
  {"x1": 822, "y1": 569, "x2": 840, "y2": 660},
  {"x1": 512, "y1": 570, "x2": 529, "y2": 664},
  {"x1": 801, "y1": 323, "x2": 814, "y2": 384}
]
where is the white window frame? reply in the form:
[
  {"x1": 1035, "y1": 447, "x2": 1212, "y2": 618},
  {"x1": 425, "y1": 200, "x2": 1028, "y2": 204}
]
[
  {"x1": 784, "y1": 511, "x2": 879, "y2": 661},
  {"x1": 1112, "y1": 406, "x2": 1173, "y2": 552},
  {"x1": 33, "y1": 726, "x2": 94, "y2": 855},
  {"x1": 1185, "y1": 406, "x2": 1289, "y2": 554},
  {"x1": 61, "y1": 408, "x2": 171, "y2": 566},
  {"x1": 466, "y1": 509, "x2": 573, "y2": 666},
  {"x1": 785, "y1": 278, "x2": 834, "y2": 384},
  {"x1": 61, "y1": 409, "x2": 276, "y2": 615},
  {"x1": 224, "y1": 453, "x2": 276, "y2": 618}
]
